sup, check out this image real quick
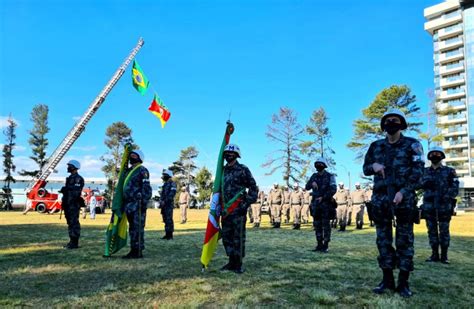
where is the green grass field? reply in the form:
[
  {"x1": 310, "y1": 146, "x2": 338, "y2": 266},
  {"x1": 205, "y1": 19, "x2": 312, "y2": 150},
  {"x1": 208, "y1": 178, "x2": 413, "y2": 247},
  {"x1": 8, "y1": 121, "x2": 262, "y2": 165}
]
[{"x1": 1, "y1": 209, "x2": 473, "y2": 307}]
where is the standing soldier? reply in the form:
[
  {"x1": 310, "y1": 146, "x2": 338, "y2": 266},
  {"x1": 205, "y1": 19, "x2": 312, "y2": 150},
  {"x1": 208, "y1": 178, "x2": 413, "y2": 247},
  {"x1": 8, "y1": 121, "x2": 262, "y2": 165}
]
[
  {"x1": 160, "y1": 169, "x2": 177, "y2": 240},
  {"x1": 269, "y1": 183, "x2": 283, "y2": 228},
  {"x1": 122, "y1": 150, "x2": 152, "y2": 258},
  {"x1": 60, "y1": 160, "x2": 84, "y2": 249},
  {"x1": 363, "y1": 109, "x2": 424, "y2": 298},
  {"x1": 302, "y1": 189, "x2": 311, "y2": 224},
  {"x1": 178, "y1": 185, "x2": 190, "y2": 224},
  {"x1": 220, "y1": 144, "x2": 258, "y2": 273},
  {"x1": 421, "y1": 147, "x2": 459, "y2": 264},
  {"x1": 365, "y1": 184, "x2": 374, "y2": 227},
  {"x1": 306, "y1": 157, "x2": 337, "y2": 253},
  {"x1": 251, "y1": 190, "x2": 265, "y2": 228},
  {"x1": 351, "y1": 182, "x2": 367, "y2": 229},
  {"x1": 289, "y1": 183, "x2": 304, "y2": 230},
  {"x1": 281, "y1": 186, "x2": 291, "y2": 224},
  {"x1": 334, "y1": 183, "x2": 350, "y2": 231}
]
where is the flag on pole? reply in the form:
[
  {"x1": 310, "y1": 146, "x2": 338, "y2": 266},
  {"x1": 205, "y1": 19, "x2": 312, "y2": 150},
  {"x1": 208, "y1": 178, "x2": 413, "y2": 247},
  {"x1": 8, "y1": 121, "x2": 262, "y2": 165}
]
[
  {"x1": 132, "y1": 60, "x2": 149, "y2": 95},
  {"x1": 148, "y1": 94, "x2": 171, "y2": 128},
  {"x1": 200, "y1": 121, "x2": 238, "y2": 269}
]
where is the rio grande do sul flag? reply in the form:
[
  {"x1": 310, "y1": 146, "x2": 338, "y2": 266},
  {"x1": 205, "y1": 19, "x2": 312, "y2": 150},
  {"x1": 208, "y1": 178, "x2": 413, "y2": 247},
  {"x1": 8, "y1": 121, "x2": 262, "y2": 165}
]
[
  {"x1": 131, "y1": 60, "x2": 149, "y2": 95},
  {"x1": 148, "y1": 95, "x2": 171, "y2": 128},
  {"x1": 200, "y1": 121, "x2": 235, "y2": 269}
]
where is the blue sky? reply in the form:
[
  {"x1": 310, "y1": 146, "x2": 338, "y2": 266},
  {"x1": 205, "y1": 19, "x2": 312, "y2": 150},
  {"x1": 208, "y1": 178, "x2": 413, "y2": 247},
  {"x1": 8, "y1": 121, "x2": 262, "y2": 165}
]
[{"x1": 0, "y1": 0, "x2": 440, "y2": 190}]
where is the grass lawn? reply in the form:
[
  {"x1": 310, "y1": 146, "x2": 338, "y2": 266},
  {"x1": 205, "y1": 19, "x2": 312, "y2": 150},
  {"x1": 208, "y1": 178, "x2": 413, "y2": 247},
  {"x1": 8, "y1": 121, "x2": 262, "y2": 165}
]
[{"x1": 1, "y1": 209, "x2": 473, "y2": 307}]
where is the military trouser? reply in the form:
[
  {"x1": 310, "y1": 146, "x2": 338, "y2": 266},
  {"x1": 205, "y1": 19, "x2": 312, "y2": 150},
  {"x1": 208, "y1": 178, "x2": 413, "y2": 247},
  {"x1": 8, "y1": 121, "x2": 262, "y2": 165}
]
[
  {"x1": 302, "y1": 203, "x2": 310, "y2": 222},
  {"x1": 179, "y1": 203, "x2": 187, "y2": 223},
  {"x1": 313, "y1": 208, "x2": 331, "y2": 243},
  {"x1": 282, "y1": 204, "x2": 291, "y2": 223},
  {"x1": 64, "y1": 206, "x2": 81, "y2": 238},
  {"x1": 161, "y1": 205, "x2": 174, "y2": 233},
  {"x1": 426, "y1": 218, "x2": 450, "y2": 248},
  {"x1": 251, "y1": 203, "x2": 261, "y2": 224},
  {"x1": 376, "y1": 221, "x2": 414, "y2": 272},
  {"x1": 336, "y1": 204, "x2": 348, "y2": 228},
  {"x1": 292, "y1": 204, "x2": 302, "y2": 224},
  {"x1": 127, "y1": 207, "x2": 147, "y2": 251},
  {"x1": 221, "y1": 213, "x2": 247, "y2": 260},
  {"x1": 353, "y1": 203, "x2": 365, "y2": 227},
  {"x1": 271, "y1": 204, "x2": 282, "y2": 223},
  {"x1": 347, "y1": 205, "x2": 353, "y2": 225}
]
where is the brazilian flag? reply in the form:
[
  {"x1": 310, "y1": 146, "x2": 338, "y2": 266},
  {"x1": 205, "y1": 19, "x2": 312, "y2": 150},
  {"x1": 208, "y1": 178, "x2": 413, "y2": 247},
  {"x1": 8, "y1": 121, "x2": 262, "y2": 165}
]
[
  {"x1": 132, "y1": 60, "x2": 149, "y2": 95},
  {"x1": 104, "y1": 144, "x2": 131, "y2": 257}
]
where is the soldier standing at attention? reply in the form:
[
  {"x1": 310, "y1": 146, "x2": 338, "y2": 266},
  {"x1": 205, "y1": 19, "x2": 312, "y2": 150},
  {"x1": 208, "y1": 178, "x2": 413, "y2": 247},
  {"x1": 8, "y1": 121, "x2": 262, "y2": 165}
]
[
  {"x1": 306, "y1": 157, "x2": 337, "y2": 253},
  {"x1": 302, "y1": 189, "x2": 311, "y2": 224},
  {"x1": 160, "y1": 169, "x2": 177, "y2": 240},
  {"x1": 60, "y1": 160, "x2": 84, "y2": 249},
  {"x1": 281, "y1": 185, "x2": 291, "y2": 224},
  {"x1": 289, "y1": 183, "x2": 304, "y2": 230},
  {"x1": 363, "y1": 109, "x2": 424, "y2": 298},
  {"x1": 269, "y1": 183, "x2": 283, "y2": 228},
  {"x1": 122, "y1": 150, "x2": 152, "y2": 258},
  {"x1": 220, "y1": 144, "x2": 258, "y2": 273},
  {"x1": 351, "y1": 182, "x2": 367, "y2": 229},
  {"x1": 251, "y1": 190, "x2": 265, "y2": 228},
  {"x1": 178, "y1": 186, "x2": 190, "y2": 224},
  {"x1": 421, "y1": 147, "x2": 459, "y2": 264},
  {"x1": 334, "y1": 183, "x2": 350, "y2": 231}
]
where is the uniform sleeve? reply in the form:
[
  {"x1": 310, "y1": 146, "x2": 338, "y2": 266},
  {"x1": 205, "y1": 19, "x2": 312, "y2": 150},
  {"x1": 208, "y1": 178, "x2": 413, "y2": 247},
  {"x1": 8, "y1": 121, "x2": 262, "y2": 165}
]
[
  {"x1": 323, "y1": 175, "x2": 337, "y2": 200},
  {"x1": 243, "y1": 166, "x2": 258, "y2": 205},
  {"x1": 363, "y1": 143, "x2": 376, "y2": 176},
  {"x1": 166, "y1": 182, "x2": 177, "y2": 204},
  {"x1": 447, "y1": 168, "x2": 460, "y2": 199},
  {"x1": 400, "y1": 141, "x2": 425, "y2": 196},
  {"x1": 69, "y1": 175, "x2": 84, "y2": 200},
  {"x1": 305, "y1": 174, "x2": 315, "y2": 191},
  {"x1": 140, "y1": 168, "x2": 153, "y2": 201}
]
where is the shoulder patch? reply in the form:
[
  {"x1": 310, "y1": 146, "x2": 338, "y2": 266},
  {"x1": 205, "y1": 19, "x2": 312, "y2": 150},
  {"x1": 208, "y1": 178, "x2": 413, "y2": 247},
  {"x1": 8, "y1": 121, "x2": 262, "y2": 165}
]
[{"x1": 411, "y1": 142, "x2": 424, "y2": 162}]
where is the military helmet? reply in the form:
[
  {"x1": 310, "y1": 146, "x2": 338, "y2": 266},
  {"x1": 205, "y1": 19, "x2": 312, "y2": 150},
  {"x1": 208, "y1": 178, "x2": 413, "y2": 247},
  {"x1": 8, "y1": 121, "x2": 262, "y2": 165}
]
[
  {"x1": 130, "y1": 149, "x2": 145, "y2": 162},
  {"x1": 355, "y1": 182, "x2": 361, "y2": 187},
  {"x1": 427, "y1": 146, "x2": 446, "y2": 160},
  {"x1": 314, "y1": 157, "x2": 328, "y2": 168},
  {"x1": 380, "y1": 108, "x2": 408, "y2": 131},
  {"x1": 223, "y1": 143, "x2": 241, "y2": 158},
  {"x1": 162, "y1": 169, "x2": 173, "y2": 177},
  {"x1": 338, "y1": 182, "x2": 344, "y2": 186},
  {"x1": 67, "y1": 159, "x2": 81, "y2": 169}
]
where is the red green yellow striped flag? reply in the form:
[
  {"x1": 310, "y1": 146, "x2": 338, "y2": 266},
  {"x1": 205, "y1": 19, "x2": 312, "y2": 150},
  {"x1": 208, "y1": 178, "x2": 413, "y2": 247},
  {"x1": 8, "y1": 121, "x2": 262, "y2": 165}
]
[{"x1": 148, "y1": 94, "x2": 171, "y2": 128}]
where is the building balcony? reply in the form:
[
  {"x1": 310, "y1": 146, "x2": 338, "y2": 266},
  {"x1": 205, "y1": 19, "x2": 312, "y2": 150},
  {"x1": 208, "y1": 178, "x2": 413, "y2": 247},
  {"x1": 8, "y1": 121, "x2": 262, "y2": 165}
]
[
  {"x1": 439, "y1": 89, "x2": 466, "y2": 100},
  {"x1": 445, "y1": 156, "x2": 469, "y2": 163},
  {"x1": 442, "y1": 129, "x2": 468, "y2": 138},
  {"x1": 439, "y1": 62, "x2": 465, "y2": 76},
  {"x1": 438, "y1": 37, "x2": 464, "y2": 52},
  {"x1": 424, "y1": 1, "x2": 461, "y2": 20},
  {"x1": 443, "y1": 140, "x2": 469, "y2": 149},
  {"x1": 425, "y1": 12, "x2": 462, "y2": 34},
  {"x1": 438, "y1": 24, "x2": 463, "y2": 40},
  {"x1": 439, "y1": 50, "x2": 464, "y2": 64},
  {"x1": 440, "y1": 76, "x2": 465, "y2": 88},
  {"x1": 438, "y1": 101, "x2": 466, "y2": 111}
]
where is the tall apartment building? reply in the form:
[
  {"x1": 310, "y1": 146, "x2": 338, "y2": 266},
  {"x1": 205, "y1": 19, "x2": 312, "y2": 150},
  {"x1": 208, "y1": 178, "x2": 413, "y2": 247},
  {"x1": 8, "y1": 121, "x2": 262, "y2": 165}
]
[{"x1": 424, "y1": 0, "x2": 474, "y2": 202}]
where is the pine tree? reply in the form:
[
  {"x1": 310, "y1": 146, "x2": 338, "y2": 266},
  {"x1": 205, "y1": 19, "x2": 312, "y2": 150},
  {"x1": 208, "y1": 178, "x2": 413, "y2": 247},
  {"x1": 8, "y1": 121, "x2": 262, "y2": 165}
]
[{"x1": 2, "y1": 115, "x2": 17, "y2": 210}]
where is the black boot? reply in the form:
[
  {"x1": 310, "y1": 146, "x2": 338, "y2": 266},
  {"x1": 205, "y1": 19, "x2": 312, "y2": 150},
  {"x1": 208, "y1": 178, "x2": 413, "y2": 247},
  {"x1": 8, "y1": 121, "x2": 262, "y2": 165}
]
[
  {"x1": 294, "y1": 224, "x2": 300, "y2": 230},
  {"x1": 426, "y1": 245, "x2": 440, "y2": 262},
  {"x1": 220, "y1": 256, "x2": 235, "y2": 271},
  {"x1": 321, "y1": 241, "x2": 329, "y2": 253},
  {"x1": 122, "y1": 248, "x2": 137, "y2": 259},
  {"x1": 273, "y1": 222, "x2": 280, "y2": 229},
  {"x1": 65, "y1": 237, "x2": 79, "y2": 249},
  {"x1": 312, "y1": 241, "x2": 323, "y2": 252},
  {"x1": 356, "y1": 223, "x2": 363, "y2": 230},
  {"x1": 440, "y1": 246, "x2": 449, "y2": 264},
  {"x1": 233, "y1": 256, "x2": 244, "y2": 274},
  {"x1": 397, "y1": 271, "x2": 413, "y2": 298},
  {"x1": 338, "y1": 225, "x2": 346, "y2": 232},
  {"x1": 373, "y1": 269, "x2": 395, "y2": 294}
]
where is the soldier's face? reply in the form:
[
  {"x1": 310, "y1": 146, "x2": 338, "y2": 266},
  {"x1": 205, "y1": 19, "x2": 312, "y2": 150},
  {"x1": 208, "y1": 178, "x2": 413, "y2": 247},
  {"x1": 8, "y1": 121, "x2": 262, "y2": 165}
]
[
  {"x1": 356, "y1": 185, "x2": 361, "y2": 190},
  {"x1": 384, "y1": 116, "x2": 402, "y2": 135},
  {"x1": 67, "y1": 164, "x2": 75, "y2": 173},
  {"x1": 224, "y1": 152, "x2": 237, "y2": 163}
]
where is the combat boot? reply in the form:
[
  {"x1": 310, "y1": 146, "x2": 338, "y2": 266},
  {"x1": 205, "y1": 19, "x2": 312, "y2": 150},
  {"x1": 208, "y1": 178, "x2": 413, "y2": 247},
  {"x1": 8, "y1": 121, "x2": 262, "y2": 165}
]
[
  {"x1": 373, "y1": 269, "x2": 395, "y2": 294},
  {"x1": 338, "y1": 225, "x2": 346, "y2": 232},
  {"x1": 312, "y1": 241, "x2": 323, "y2": 252},
  {"x1": 123, "y1": 248, "x2": 137, "y2": 259},
  {"x1": 440, "y1": 246, "x2": 449, "y2": 264},
  {"x1": 65, "y1": 237, "x2": 79, "y2": 249},
  {"x1": 233, "y1": 257, "x2": 245, "y2": 274},
  {"x1": 220, "y1": 256, "x2": 235, "y2": 271},
  {"x1": 426, "y1": 245, "x2": 440, "y2": 262},
  {"x1": 293, "y1": 224, "x2": 300, "y2": 230},
  {"x1": 356, "y1": 223, "x2": 363, "y2": 230},
  {"x1": 321, "y1": 241, "x2": 329, "y2": 253},
  {"x1": 273, "y1": 222, "x2": 281, "y2": 229},
  {"x1": 396, "y1": 271, "x2": 413, "y2": 298}
]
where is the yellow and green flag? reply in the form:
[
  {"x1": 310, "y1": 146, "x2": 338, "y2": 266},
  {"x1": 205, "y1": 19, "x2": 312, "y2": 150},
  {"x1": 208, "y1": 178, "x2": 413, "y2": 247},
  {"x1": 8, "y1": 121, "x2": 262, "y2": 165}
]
[{"x1": 132, "y1": 60, "x2": 149, "y2": 95}]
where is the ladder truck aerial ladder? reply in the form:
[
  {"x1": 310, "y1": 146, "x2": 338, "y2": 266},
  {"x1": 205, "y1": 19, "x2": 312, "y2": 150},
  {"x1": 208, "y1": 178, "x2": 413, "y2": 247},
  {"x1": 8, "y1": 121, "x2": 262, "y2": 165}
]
[{"x1": 25, "y1": 38, "x2": 144, "y2": 213}]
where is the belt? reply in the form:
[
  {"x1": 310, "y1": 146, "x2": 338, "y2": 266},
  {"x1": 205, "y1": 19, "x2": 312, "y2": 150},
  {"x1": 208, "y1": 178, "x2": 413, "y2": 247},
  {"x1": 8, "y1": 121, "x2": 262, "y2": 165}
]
[{"x1": 291, "y1": 203, "x2": 301, "y2": 205}]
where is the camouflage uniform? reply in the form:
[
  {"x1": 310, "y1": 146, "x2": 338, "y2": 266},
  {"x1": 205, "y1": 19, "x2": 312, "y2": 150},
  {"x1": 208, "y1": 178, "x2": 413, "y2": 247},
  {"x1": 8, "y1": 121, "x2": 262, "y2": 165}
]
[
  {"x1": 289, "y1": 189, "x2": 304, "y2": 226},
  {"x1": 421, "y1": 165, "x2": 459, "y2": 256},
  {"x1": 363, "y1": 134, "x2": 424, "y2": 272},
  {"x1": 160, "y1": 179, "x2": 177, "y2": 234},
  {"x1": 221, "y1": 161, "x2": 258, "y2": 262},
  {"x1": 178, "y1": 190, "x2": 190, "y2": 223},
  {"x1": 61, "y1": 173, "x2": 85, "y2": 241},
  {"x1": 124, "y1": 165, "x2": 152, "y2": 252},
  {"x1": 302, "y1": 190, "x2": 311, "y2": 224},
  {"x1": 306, "y1": 171, "x2": 337, "y2": 247},
  {"x1": 269, "y1": 187, "x2": 283, "y2": 225},
  {"x1": 251, "y1": 191, "x2": 265, "y2": 225},
  {"x1": 282, "y1": 188, "x2": 291, "y2": 223},
  {"x1": 334, "y1": 188, "x2": 351, "y2": 230},
  {"x1": 351, "y1": 189, "x2": 367, "y2": 229}
]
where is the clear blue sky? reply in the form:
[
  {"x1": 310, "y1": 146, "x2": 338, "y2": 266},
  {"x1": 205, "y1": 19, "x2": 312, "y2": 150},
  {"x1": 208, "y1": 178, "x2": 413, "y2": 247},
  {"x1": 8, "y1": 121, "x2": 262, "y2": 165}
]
[{"x1": 0, "y1": 0, "x2": 440, "y2": 190}]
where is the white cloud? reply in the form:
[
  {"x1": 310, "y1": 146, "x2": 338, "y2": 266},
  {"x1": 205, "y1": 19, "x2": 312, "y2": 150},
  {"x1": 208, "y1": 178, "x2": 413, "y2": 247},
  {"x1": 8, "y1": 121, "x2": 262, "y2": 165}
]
[
  {"x1": 72, "y1": 145, "x2": 97, "y2": 152},
  {"x1": 72, "y1": 116, "x2": 81, "y2": 121},
  {"x1": 0, "y1": 115, "x2": 20, "y2": 129},
  {"x1": 0, "y1": 144, "x2": 26, "y2": 152}
]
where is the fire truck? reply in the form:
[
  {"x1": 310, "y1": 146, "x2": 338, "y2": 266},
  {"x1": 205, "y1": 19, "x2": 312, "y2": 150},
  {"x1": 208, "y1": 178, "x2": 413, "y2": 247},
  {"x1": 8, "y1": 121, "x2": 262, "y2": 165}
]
[{"x1": 25, "y1": 38, "x2": 145, "y2": 213}]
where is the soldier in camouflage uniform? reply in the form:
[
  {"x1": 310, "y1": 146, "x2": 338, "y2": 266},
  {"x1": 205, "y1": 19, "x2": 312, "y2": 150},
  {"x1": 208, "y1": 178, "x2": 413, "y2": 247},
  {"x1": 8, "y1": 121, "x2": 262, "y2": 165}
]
[
  {"x1": 306, "y1": 157, "x2": 337, "y2": 253},
  {"x1": 281, "y1": 186, "x2": 291, "y2": 224},
  {"x1": 160, "y1": 169, "x2": 177, "y2": 240},
  {"x1": 334, "y1": 183, "x2": 351, "y2": 231},
  {"x1": 60, "y1": 160, "x2": 84, "y2": 249},
  {"x1": 269, "y1": 183, "x2": 283, "y2": 228},
  {"x1": 220, "y1": 144, "x2": 258, "y2": 273},
  {"x1": 351, "y1": 182, "x2": 367, "y2": 229},
  {"x1": 289, "y1": 183, "x2": 304, "y2": 230},
  {"x1": 302, "y1": 189, "x2": 311, "y2": 224},
  {"x1": 122, "y1": 150, "x2": 153, "y2": 258},
  {"x1": 363, "y1": 109, "x2": 424, "y2": 298},
  {"x1": 251, "y1": 190, "x2": 265, "y2": 228},
  {"x1": 421, "y1": 147, "x2": 459, "y2": 264}
]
